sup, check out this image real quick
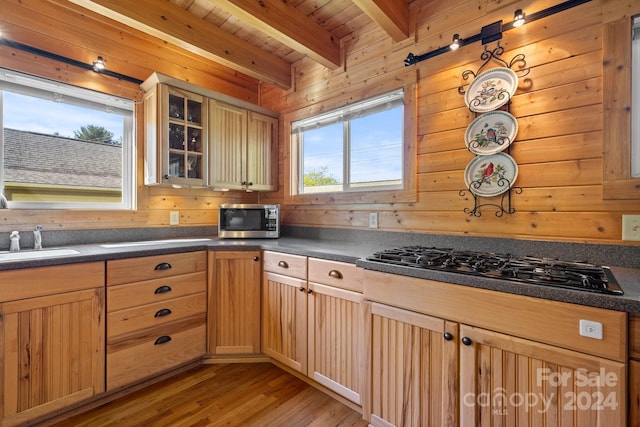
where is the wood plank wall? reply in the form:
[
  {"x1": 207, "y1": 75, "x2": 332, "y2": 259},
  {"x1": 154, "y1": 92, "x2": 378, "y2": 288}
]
[
  {"x1": 0, "y1": 0, "x2": 259, "y2": 233},
  {"x1": 261, "y1": 0, "x2": 640, "y2": 244}
]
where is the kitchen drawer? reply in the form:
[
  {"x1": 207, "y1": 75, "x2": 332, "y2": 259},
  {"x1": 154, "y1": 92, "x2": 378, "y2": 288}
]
[
  {"x1": 107, "y1": 315, "x2": 206, "y2": 390},
  {"x1": 108, "y1": 292, "x2": 206, "y2": 338},
  {"x1": 308, "y1": 258, "x2": 363, "y2": 292},
  {"x1": 107, "y1": 271, "x2": 206, "y2": 311},
  {"x1": 107, "y1": 251, "x2": 207, "y2": 286},
  {"x1": 0, "y1": 262, "x2": 104, "y2": 302},
  {"x1": 263, "y1": 251, "x2": 307, "y2": 279}
]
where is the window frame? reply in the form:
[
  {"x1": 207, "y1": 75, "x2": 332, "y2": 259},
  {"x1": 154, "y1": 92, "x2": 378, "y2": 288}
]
[
  {"x1": 285, "y1": 83, "x2": 417, "y2": 205},
  {"x1": 0, "y1": 68, "x2": 136, "y2": 210},
  {"x1": 602, "y1": 6, "x2": 640, "y2": 200}
]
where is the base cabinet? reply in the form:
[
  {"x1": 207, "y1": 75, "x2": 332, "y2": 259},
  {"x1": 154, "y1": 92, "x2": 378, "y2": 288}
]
[
  {"x1": 0, "y1": 263, "x2": 105, "y2": 427},
  {"x1": 364, "y1": 269, "x2": 627, "y2": 427},
  {"x1": 208, "y1": 250, "x2": 261, "y2": 355},
  {"x1": 106, "y1": 251, "x2": 207, "y2": 390},
  {"x1": 368, "y1": 302, "x2": 458, "y2": 427}
]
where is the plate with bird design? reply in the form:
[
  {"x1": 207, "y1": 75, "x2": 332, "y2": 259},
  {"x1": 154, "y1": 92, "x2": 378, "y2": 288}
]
[
  {"x1": 464, "y1": 67, "x2": 518, "y2": 112},
  {"x1": 464, "y1": 152, "x2": 518, "y2": 197},
  {"x1": 465, "y1": 111, "x2": 518, "y2": 155}
]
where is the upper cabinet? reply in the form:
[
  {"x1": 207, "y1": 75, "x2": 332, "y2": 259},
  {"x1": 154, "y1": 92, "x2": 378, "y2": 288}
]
[
  {"x1": 142, "y1": 73, "x2": 278, "y2": 191},
  {"x1": 209, "y1": 100, "x2": 278, "y2": 191}
]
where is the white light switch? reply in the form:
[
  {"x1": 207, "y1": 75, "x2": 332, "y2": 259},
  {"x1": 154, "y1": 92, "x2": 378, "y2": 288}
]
[
  {"x1": 368, "y1": 212, "x2": 378, "y2": 229},
  {"x1": 169, "y1": 211, "x2": 180, "y2": 226},
  {"x1": 579, "y1": 319, "x2": 603, "y2": 340}
]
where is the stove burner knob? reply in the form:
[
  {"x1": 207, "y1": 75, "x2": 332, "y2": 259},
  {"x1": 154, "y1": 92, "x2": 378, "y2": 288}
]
[
  {"x1": 461, "y1": 337, "x2": 473, "y2": 346},
  {"x1": 443, "y1": 332, "x2": 454, "y2": 341}
]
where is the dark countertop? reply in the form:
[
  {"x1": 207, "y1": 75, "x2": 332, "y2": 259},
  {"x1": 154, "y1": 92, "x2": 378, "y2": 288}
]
[{"x1": 1, "y1": 233, "x2": 640, "y2": 313}]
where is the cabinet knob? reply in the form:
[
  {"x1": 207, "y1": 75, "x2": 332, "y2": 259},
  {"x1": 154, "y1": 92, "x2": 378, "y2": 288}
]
[
  {"x1": 154, "y1": 308, "x2": 172, "y2": 318},
  {"x1": 154, "y1": 262, "x2": 172, "y2": 271},
  {"x1": 253, "y1": 256, "x2": 260, "y2": 262},
  {"x1": 307, "y1": 288, "x2": 313, "y2": 294},
  {"x1": 278, "y1": 260, "x2": 289, "y2": 268},
  {"x1": 461, "y1": 336, "x2": 473, "y2": 346},
  {"x1": 154, "y1": 336, "x2": 172, "y2": 345},
  {"x1": 299, "y1": 286, "x2": 305, "y2": 292},
  {"x1": 154, "y1": 285, "x2": 172, "y2": 294},
  {"x1": 443, "y1": 332, "x2": 454, "y2": 341},
  {"x1": 328, "y1": 270, "x2": 343, "y2": 279}
]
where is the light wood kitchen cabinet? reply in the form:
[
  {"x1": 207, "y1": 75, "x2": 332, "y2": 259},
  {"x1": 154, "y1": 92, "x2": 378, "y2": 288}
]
[
  {"x1": 207, "y1": 250, "x2": 261, "y2": 355},
  {"x1": 209, "y1": 99, "x2": 278, "y2": 191},
  {"x1": 307, "y1": 258, "x2": 365, "y2": 404},
  {"x1": 368, "y1": 302, "x2": 458, "y2": 427},
  {"x1": 262, "y1": 251, "x2": 308, "y2": 373},
  {"x1": 0, "y1": 262, "x2": 105, "y2": 427},
  {"x1": 629, "y1": 312, "x2": 640, "y2": 426},
  {"x1": 262, "y1": 252, "x2": 365, "y2": 404},
  {"x1": 106, "y1": 251, "x2": 207, "y2": 390},
  {"x1": 143, "y1": 81, "x2": 207, "y2": 187},
  {"x1": 364, "y1": 269, "x2": 627, "y2": 426}
]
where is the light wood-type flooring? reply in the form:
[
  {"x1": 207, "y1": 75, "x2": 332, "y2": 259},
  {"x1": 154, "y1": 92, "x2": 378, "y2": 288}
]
[{"x1": 51, "y1": 363, "x2": 368, "y2": 427}]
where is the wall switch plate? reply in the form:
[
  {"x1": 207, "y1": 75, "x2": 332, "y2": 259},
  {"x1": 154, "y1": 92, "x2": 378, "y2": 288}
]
[
  {"x1": 369, "y1": 212, "x2": 378, "y2": 229},
  {"x1": 169, "y1": 211, "x2": 180, "y2": 226},
  {"x1": 579, "y1": 319, "x2": 603, "y2": 340},
  {"x1": 622, "y1": 214, "x2": 640, "y2": 240}
]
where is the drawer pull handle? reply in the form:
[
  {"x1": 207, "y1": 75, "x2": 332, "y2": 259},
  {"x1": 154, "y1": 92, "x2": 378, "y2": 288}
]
[
  {"x1": 154, "y1": 285, "x2": 172, "y2": 294},
  {"x1": 155, "y1": 262, "x2": 172, "y2": 271},
  {"x1": 328, "y1": 270, "x2": 343, "y2": 279},
  {"x1": 154, "y1": 335, "x2": 172, "y2": 345},
  {"x1": 154, "y1": 308, "x2": 172, "y2": 318},
  {"x1": 278, "y1": 261, "x2": 289, "y2": 268}
]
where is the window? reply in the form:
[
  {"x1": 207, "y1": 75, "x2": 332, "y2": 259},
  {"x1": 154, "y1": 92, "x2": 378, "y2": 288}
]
[
  {"x1": 0, "y1": 68, "x2": 135, "y2": 209},
  {"x1": 292, "y1": 89, "x2": 404, "y2": 194}
]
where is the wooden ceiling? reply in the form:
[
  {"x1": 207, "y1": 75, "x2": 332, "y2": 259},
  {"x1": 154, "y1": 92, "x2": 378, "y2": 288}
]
[{"x1": 67, "y1": 0, "x2": 411, "y2": 89}]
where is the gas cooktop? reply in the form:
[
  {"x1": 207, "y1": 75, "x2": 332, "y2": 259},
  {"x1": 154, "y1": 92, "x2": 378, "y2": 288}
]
[{"x1": 365, "y1": 246, "x2": 624, "y2": 295}]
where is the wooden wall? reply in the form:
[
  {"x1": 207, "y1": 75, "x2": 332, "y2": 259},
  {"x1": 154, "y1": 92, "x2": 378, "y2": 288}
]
[
  {"x1": 0, "y1": 0, "x2": 259, "y2": 234},
  {"x1": 261, "y1": 0, "x2": 640, "y2": 245}
]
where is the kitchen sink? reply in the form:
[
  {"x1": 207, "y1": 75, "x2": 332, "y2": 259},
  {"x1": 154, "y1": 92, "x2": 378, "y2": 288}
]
[
  {"x1": 99, "y1": 238, "x2": 213, "y2": 248},
  {"x1": 0, "y1": 248, "x2": 80, "y2": 261}
]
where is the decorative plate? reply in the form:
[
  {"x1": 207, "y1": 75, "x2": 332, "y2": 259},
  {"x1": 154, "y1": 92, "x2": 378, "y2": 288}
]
[
  {"x1": 465, "y1": 67, "x2": 518, "y2": 112},
  {"x1": 464, "y1": 152, "x2": 518, "y2": 197},
  {"x1": 465, "y1": 111, "x2": 518, "y2": 155}
]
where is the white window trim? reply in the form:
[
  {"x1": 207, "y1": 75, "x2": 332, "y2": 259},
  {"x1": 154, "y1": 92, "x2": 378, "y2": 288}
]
[
  {"x1": 292, "y1": 89, "x2": 405, "y2": 195},
  {"x1": 632, "y1": 16, "x2": 640, "y2": 177},
  {"x1": 0, "y1": 68, "x2": 136, "y2": 210}
]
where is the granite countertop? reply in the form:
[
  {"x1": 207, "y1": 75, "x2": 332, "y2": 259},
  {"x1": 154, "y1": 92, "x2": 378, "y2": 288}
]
[{"x1": 1, "y1": 233, "x2": 640, "y2": 313}]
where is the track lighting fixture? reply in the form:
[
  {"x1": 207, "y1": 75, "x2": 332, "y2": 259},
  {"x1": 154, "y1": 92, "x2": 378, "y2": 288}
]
[
  {"x1": 513, "y1": 9, "x2": 526, "y2": 28},
  {"x1": 92, "y1": 56, "x2": 106, "y2": 72},
  {"x1": 450, "y1": 34, "x2": 461, "y2": 50}
]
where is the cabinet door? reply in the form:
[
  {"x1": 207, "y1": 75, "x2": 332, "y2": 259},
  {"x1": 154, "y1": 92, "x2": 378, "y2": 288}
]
[
  {"x1": 0, "y1": 288, "x2": 105, "y2": 426},
  {"x1": 246, "y1": 111, "x2": 277, "y2": 191},
  {"x1": 308, "y1": 282, "x2": 364, "y2": 404},
  {"x1": 208, "y1": 250, "x2": 261, "y2": 355},
  {"x1": 369, "y1": 302, "x2": 458, "y2": 427},
  {"x1": 459, "y1": 325, "x2": 626, "y2": 426},
  {"x1": 209, "y1": 100, "x2": 247, "y2": 190},
  {"x1": 262, "y1": 271, "x2": 307, "y2": 373}
]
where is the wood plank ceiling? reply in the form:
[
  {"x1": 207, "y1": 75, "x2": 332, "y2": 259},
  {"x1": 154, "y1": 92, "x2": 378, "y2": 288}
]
[{"x1": 66, "y1": 0, "x2": 411, "y2": 90}]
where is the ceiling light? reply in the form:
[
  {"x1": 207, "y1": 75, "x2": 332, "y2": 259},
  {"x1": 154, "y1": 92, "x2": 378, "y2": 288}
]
[
  {"x1": 92, "y1": 56, "x2": 105, "y2": 72},
  {"x1": 513, "y1": 9, "x2": 525, "y2": 28},
  {"x1": 450, "y1": 34, "x2": 460, "y2": 50}
]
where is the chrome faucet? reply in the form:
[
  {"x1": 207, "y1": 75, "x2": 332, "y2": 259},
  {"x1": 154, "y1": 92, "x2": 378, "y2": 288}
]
[
  {"x1": 9, "y1": 231, "x2": 20, "y2": 252},
  {"x1": 0, "y1": 193, "x2": 7, "y2": 209},
  {"x1": 34, "y1": 225, "x2": 43, "y2": 250}
]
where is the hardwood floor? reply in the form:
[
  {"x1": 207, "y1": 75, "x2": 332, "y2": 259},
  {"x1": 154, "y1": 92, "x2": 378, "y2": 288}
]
[{"x1": 51, "y1": 363, "x2": 368, "y2": 427}]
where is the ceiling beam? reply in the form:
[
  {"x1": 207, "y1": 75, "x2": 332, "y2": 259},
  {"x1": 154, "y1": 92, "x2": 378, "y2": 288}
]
[
  {"x1": 352, "y1": 0, "x2": 410, "y2": 42},
  {"x1": 67, "y1": 0, "x2": 292, "y2": 89},
  {"x1": 211, "y1": 0, "x2": 341, "y2": 70}
]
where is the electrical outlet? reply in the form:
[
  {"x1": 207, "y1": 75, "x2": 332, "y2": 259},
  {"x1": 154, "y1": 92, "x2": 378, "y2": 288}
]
[
  {"x1": 369, "y1": 212, "x2": 378, "y2": 229},
  {"x1": 169, "y1": 211, "x2": 180, "y2": 226},
  {"x1": 579, "y1": 320, "x2": 603, "y2": 340},
  {"x1": 622, "y1": 214, "x2": 640, "y2": 240}
]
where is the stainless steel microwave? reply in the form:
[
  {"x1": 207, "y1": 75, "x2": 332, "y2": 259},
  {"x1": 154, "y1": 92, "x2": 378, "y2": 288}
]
[{"x1": 218, "y1": 204, "x2": 280, "y2": 238}]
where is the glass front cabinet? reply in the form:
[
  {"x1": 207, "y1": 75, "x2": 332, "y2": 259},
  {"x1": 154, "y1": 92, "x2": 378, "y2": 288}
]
[
  {"x1": 144, "y1": 83, "x2": 207, "y2": 187},
  {"x1": 142, "y1": 73, "x2": 278, "y2": 191}
]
